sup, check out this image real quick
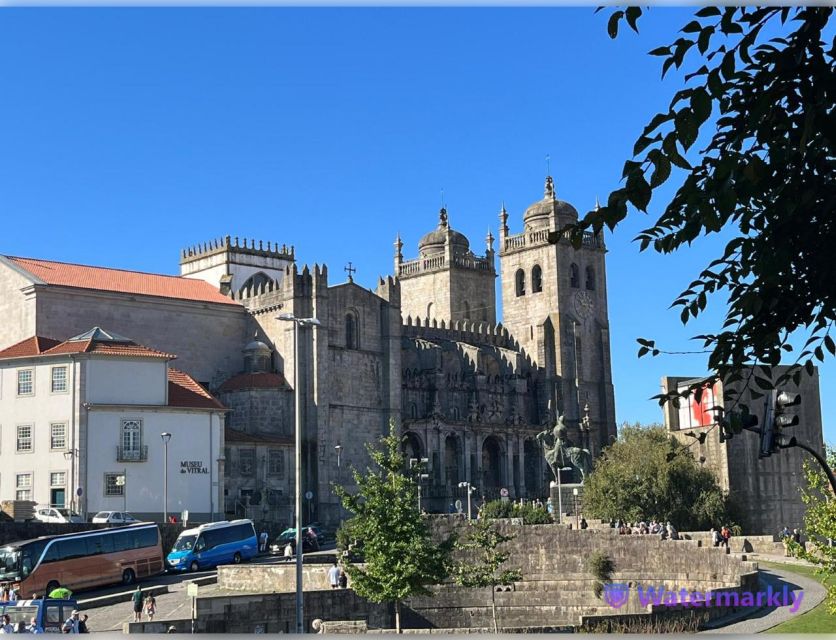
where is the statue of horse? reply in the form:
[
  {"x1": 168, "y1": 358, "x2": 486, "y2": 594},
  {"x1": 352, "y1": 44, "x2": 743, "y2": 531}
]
[{"x1": 537, "y1": 415, "x2": 592, "y2": 483}]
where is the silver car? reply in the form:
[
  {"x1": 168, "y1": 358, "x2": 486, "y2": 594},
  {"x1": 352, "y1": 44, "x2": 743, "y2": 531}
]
[{"x1": 34, "y1": 507, "x2": 84, "y2": 523}]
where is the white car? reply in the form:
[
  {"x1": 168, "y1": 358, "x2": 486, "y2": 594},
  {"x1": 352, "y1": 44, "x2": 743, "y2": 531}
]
[
  {"x1": 91, "y1": 511, "x2": 139, "y2": 524},
  {"x1": 33, "y1": 507, "x2": 84, "y2": 524}
]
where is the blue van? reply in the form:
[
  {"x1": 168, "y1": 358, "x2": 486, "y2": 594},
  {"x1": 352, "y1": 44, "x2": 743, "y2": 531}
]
[
  {"x1": 167, "y1": 520, "x2": 257, "y2": 572},
  {"x1": 1, "y1": 598, "x2": 79, "y2": 632}
]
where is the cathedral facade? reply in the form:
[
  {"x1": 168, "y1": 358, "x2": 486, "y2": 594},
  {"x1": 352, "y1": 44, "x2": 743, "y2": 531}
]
[{"x1": 0, "y1": 176, "x2": 616, "y2": 527}]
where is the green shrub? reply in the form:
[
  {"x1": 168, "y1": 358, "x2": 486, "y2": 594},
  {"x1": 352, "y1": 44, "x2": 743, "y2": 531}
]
[
  {"x1": 479, "y1": 500, "x2": 553, "y2": 524},
  {"x1": 588, "y1": 551, "x2": 615, "y2": 598}
]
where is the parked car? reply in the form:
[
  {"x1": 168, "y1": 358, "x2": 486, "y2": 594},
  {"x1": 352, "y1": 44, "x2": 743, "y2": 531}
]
[
  {"x1": 270, "y1": 536, "x2": 318, "y2": 555},
  {"x1": 91, "y1": 511, "x2": 139, "y2": 524},
  {"x1": 33, "y1": 507, "x2": 83, "y2": 524}
]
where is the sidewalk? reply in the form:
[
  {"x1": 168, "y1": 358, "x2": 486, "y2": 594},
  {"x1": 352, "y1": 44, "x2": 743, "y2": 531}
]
[{"x1": 700, "y1": 565, "x2": 826, "y2": 633}]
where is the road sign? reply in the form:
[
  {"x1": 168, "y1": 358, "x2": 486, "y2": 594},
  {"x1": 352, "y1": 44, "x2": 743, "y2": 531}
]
[
  {"x1": 500, "y1": 488, "x2": 509, "y2": 497},
  {"x1": 305, "y1": 491, "x2": 313, "y2": 500},
  {"x1": 76, "y1": 487, "x2": 83, "y2": 497},
  {"x1": 187, "y1": 582, "x2": 199, "y2": 597}
]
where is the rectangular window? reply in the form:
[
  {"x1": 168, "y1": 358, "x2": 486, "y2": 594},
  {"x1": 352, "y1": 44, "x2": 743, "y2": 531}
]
[
  {"x1": 50, "y1": 423, "x2": 67, "y2": 451},
  {"x1": 268, "y1": 449, "x2": 284, "y2": 477},
  {"x1": 104, "y1": 473, "x2": 125, "y2": 497},
  {"x1": 120, "y1": 419, "x2": 142, "y2": 460},
  {"x1": 16, "y1": 425, "x2": 33, "y2": 453},
  {"x1": 50, "y1": 366, "x2": 68, "y2": 393},
  {"x1": 239, "y1": 449, "x2": 255, "y2": 476},
  {"x1": 16, "y1": 473, "x2": 32, "y2": 501},
  {"x1": 17, "y1": 369, "x2": 33, "y2": 396},
  {"x1": 50, "y1": 472, "x2": 66, "y2": 487}
]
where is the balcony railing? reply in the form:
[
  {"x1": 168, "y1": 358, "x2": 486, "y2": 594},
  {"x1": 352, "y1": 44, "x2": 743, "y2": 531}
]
[{"x1": 117, "y1": 445, "x2": 148, "y2": 462}]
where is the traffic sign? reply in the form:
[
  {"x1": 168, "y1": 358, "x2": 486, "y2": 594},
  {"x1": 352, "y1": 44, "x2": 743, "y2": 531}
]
[
  {"x1": 187, "y1": 583, "x2": 199, "y2": 597},
  {"x1": 305, "y1": 491, "x2": 313, "y2": 500},
  {"x1": 76, "y1": 487, "x2": 83, "y2": 497},
  {"x1": 500, "y1": 488, "x2": 509, "y2": 497}
]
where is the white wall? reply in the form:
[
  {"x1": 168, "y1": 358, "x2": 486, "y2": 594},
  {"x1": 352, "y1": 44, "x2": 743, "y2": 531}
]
[
  {"x1": 85, "y1": 359, "x2": 167, "y2": 405},
  {"x1": 84, "y1": 409, "x2": 223, "y2": 519},
  {"x1": 0, "y1": 358, "x2": 77, "y2": 506}
]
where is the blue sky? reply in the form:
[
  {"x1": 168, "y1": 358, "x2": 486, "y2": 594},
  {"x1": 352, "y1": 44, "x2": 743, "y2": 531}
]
[{"x1": 0, "y1": 7, "x2": 832, "y2": 443}]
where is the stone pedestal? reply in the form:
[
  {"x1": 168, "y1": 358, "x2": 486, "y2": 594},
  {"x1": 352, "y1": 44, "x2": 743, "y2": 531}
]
[{"x1": 549, "y1": 483, "x2": 584, "y2": 525}]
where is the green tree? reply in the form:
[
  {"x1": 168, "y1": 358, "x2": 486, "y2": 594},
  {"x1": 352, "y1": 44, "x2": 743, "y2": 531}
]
[
  {"x1": 564, "y1": 7, "x2": 834, "y2": 405},
  {"x1": 790, "y1": 444, "x2": 836, "y2": 613},
  {"x1": 450, "y1": 518, "x2": 522, "y2": 632},
  {"x1": 582, "y1": 424, "x2": 735, "y2": 530},
  {"x1": 332, "y1": 422, "x2": 450, "y2": 633}
]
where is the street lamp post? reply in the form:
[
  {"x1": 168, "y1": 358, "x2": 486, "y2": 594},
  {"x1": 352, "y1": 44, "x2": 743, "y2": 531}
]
[
  {"x1": 410, "y1": 458, "x2": 429, "y2": 512},
  {"x1": 62, "y1": 449, "x2": 80, "y2": 514},
  {"x1": 549, "y1": 466, "x2": 574, "y2": 525},
  {"x1": 278, "y1": 313, "x2": 322, "y2": 635},
  {"x1": 573, "y1": 487, "x2": 579, "y2": 529},
  {"x1": 457, "y1": 482, "x2": 475, "y2": 521},
  {"x1": 161, "y1": 433, "x2": 171, "y2": 522}
]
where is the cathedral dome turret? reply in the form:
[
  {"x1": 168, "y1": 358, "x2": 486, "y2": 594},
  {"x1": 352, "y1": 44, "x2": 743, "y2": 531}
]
[
  {"x1": 243, "y1": 335, "x2": 272, "y2": 373},
  {"x1": 523, "y1": 176, "x2": 579, "y2": 229},
  {"x1": 418, "y1": 207, "x2": 470, "y2": 255}
]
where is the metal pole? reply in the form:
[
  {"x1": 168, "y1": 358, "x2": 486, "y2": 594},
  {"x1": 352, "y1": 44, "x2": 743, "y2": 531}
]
[
  {"x1": 124, "y1": 468, "x2": 127, "y2": 514},
  {"x1": 557, "y1": 470, "x2": 563, "y2": 525},
  {"x1": 164, "y1": 442, "x2": 168, "y2": 522},
  {"x1": 467, "y1": 484, "x2": 472, "y2": 521},
  {"x1": 294, "y1": 320, "x2": 304, "y2": 634}
]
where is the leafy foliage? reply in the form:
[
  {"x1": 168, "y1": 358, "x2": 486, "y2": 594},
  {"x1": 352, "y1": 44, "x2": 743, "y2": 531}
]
[
  {"x1": 332, "y1": 421, "x2": 451, "y2": 632},
  {"x1": 582, "y1": 424, "x2": 736, "y2": 530},
  {"x1": 572, "y1": 7, "x2": 835, "y2": 406},
  {"x1": 588, "y1": 550, "x2": 616, "y2": 598},
  {"x1": 789, "y1": 445, "x2": 836, "y2": 614},
  {"x1": 451, "y1": 519, "x2": 523, "y2": 632},
  {"x1": 479, "y1": 499, "x2": 552, "y2": 524}
]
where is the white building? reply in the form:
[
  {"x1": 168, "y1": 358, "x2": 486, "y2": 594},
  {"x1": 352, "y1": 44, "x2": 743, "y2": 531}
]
[{"x1": 0, "y1": 327, "x2": 226, "y2": 522}]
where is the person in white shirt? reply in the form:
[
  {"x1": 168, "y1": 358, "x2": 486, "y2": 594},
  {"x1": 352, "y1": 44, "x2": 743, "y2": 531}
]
[
  {"x1": 327, "y1": 562, "x2": 340, "y2": 589},
  {"x1": 62, "y1": 611, "x2": 81, "y2": 634}
]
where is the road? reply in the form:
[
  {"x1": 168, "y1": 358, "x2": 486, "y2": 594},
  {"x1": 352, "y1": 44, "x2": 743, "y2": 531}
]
[{"x1": 79, "y1": 548, "x2": 337, "y2": 633}]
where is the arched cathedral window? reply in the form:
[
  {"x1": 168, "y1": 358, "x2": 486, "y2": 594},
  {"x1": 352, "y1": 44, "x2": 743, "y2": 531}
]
[
  {"x1": 239, "y1": 272, "x2": 271, "y2": 295},
  {"x1": 586, "y1": 266, "x2": 596, "y2": 291},
  {"x1": 345, "y1": 312, "x2": 359, "y2": 350},
  {"x1": 515, "y1": 269, "x2": 525, "y2": 297},
  {"x1": 570, "y1": 263, "x2": 580, "y2": 289},
  {"x1": 531, "y1": 265, "x2": 543, "y2": 293}
]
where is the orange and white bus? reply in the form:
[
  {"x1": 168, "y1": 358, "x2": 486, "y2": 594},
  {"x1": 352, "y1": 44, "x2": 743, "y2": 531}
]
[{"x1": 0, "y1": 523, "x2": 164, "y2": 596}]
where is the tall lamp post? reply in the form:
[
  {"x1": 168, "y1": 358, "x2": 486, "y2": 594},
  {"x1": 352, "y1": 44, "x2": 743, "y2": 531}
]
[
  {"x1": 457, "y1": 481, "x2": 476, "y2": 521},
  {"x1": 278, "y1": 312, "x2": 322, "y2": 634},
  {"x1": 161, "y1": 433, "x2": 171, "y2": 522},
  {"x1": 410, "y1": 458, "x2": 429, "y2": 511},
  {"x1": 549, "y1": 466, "x2": 573, "y2": 525},
  {"x1": 573, "y1": 487, "x2": 580, "y2": 529}
]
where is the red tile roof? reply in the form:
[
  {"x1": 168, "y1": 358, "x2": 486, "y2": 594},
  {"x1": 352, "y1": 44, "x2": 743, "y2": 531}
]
[
  {"x1": 168, "y1": 368, "x2": 226, "y2": 410},
  {"x1": 225, "y1": 428, "x2": 292, "y2": 445},
  {"x1": 218, "y1": 372, "x2": 287, "y2": 393},
  {"x1": 43, "y1": 339, "x2": 177, "y2": 360},
  {"x1": 0, "y1": 336, "x2": 61, "y2": 359},
  {"x1": 6, "y1": 256, "x2": 239, "y2": 306}
]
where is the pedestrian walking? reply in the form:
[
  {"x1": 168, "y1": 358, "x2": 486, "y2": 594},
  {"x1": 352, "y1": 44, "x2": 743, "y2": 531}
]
[
  {"x1": 144, "y1": 592, "x2": 157, "y2": 622},
  {"x1": 338, "y1": 569, "x2": 348, "y2": 589},
  {"x1": 284, "y1": 542, "x2": 293, "y2": 561},
  {"x1": 259, "y1": 530, "x2": 269, "y2": 553},
  {"x1": 711, "y1": 528, "x2": 722, "y2": 547},
  {"x1": 131, "y1": 587, "x2": 143, "y2": 623},
  {"x1": 61, "y1": 611, "x2": 80, "y2": 634},
  {"x1": 580, "y1": 517, "x2": 588, "y2": 530},
  {"x1": 327, "y1": 562, "x2": 340, "y2": 589},
  {"x1": 78, "y1": 615, "x2": 89, "y2": 634},
  {"x1": 0, "y1": 615, "x2": 11, "y2": 634}
]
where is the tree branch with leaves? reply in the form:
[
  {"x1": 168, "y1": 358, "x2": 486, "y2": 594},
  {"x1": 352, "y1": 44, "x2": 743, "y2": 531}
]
[{"x1": 566, "y1": 7, "x2": 834, "y2": 407}]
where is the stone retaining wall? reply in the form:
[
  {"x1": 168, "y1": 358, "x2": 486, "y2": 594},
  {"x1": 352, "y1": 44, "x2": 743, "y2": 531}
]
[
  {"x1": 681, "y1": 531, "x2": 783, "y2": 555},
  {"x1": 218, "y1": 562, "x2": 344, "y2": 592}
]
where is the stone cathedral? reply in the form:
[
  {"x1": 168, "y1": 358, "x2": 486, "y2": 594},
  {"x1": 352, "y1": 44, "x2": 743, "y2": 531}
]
[{"x1": 0, "y1": 175, "x2": 616, "y2": 527}]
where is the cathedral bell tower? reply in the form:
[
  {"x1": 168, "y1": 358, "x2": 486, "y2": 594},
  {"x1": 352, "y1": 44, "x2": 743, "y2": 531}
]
[{"x1": 498, "y1": 176, "x2": 616, "y2": 455}]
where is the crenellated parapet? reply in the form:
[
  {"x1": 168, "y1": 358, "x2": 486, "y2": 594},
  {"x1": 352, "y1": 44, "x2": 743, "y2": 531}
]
[
  {"x1": 402, "y1": 316, "x2": 522, "y2": 352},
  {"x1": 180, "y1": 235, "x2": 295, "y2": 264}
]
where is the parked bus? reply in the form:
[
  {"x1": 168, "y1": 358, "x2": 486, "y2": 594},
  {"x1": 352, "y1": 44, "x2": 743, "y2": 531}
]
[
  {"x1": 0, "y1": 523, "x2": 163, "y2": 596},
  {"x1": 167, "y1": 519, "x2": 257, "y2": 572}
]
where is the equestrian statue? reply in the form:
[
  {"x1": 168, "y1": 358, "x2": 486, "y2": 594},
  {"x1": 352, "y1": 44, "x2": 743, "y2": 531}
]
[{"x1": 536, "y1": 413, "x2": 593, "y2": 483}]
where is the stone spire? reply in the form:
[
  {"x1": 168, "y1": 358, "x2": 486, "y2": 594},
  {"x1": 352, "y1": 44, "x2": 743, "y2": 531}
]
[
  {"x1": 394, "y1": 232, "x2": 403, "y2": 274},
  {"x1": 486, "y1": 229, "x2": 494, "y2": 254},
  {"x1": 499, "y1": 201, "x2": 509, "y2": 239}
]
